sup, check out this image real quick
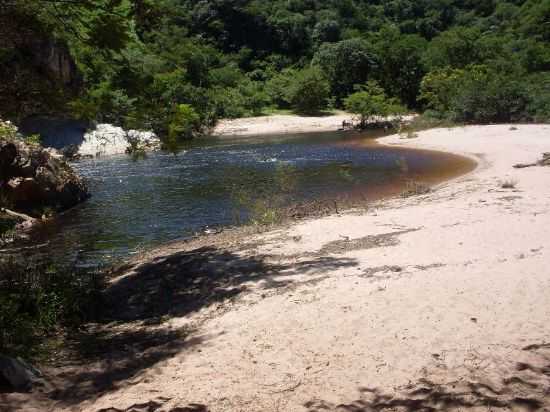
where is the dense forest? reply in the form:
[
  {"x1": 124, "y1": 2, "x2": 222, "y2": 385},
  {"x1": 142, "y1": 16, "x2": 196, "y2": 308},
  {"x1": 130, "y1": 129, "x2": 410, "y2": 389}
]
[{"x1": 1, "y1": 0, "x2": 550, "y2": 140}]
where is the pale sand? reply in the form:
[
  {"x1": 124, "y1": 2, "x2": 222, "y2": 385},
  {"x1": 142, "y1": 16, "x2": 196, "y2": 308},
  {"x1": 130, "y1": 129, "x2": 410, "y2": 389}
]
[
  {"x1": 212, "y1": 113, "x2": 356, "y2": 136},
  {"x1": 43, "y1": 125, "x2": 550, "y2": 411}
]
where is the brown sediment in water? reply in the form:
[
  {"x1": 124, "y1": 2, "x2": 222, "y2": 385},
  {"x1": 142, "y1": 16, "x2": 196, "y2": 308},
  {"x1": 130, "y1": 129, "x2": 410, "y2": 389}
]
[{"x1": 300, "y1": 136, "x2": 478, "y2": 212}]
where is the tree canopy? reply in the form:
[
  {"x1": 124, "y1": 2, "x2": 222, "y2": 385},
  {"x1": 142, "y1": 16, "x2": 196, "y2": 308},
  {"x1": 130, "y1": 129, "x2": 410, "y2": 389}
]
[{"x1": 1, "y1": 0, "x2": 549, "y2": 137}]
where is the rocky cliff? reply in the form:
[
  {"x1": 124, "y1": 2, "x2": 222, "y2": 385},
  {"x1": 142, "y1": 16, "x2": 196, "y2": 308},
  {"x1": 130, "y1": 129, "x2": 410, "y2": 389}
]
[{"x1": 0, "y1": 6, "x2": 80, "y2": 121}]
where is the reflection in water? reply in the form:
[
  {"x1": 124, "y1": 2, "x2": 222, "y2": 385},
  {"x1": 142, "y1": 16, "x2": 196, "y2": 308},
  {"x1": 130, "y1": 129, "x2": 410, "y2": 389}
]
[{"x1": 26, "y1": 131, "x2": 474, "y2": 267}]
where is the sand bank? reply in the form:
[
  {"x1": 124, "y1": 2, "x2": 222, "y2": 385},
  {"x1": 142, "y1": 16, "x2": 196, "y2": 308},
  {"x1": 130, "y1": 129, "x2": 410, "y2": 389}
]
[
  {"x1": 212, "y1": 112, "x2": 356, "y2": 136},
  {"x1": 14, "y1": 124, "x2": 550, "y2": 412}
]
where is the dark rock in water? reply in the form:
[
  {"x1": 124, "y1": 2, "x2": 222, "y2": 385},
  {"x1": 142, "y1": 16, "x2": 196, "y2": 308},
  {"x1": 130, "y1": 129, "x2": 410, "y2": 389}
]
[
  {"x1": 0, "y1": 138, "x2": 90, "y2": 215},
  {"x1": 0, "y1": 356, "x2": 43, "y2": 392}
]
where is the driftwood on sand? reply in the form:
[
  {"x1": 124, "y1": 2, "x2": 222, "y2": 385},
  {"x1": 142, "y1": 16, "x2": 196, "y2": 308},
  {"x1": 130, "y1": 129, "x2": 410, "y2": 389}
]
[{"x1": 513, "y1": 152, "x2": 550, "y2": 168}]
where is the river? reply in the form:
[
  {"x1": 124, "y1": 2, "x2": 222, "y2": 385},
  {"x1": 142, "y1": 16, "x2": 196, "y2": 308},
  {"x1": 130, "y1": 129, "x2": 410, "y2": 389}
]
[{"x1": 25, "y1": 130, "x2": 474, "y2": 268}]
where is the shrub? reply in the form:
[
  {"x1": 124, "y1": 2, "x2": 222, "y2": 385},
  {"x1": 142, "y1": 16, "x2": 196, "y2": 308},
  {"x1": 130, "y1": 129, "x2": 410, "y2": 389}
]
[
  {"x1": 0, "y1": 256, "x2": 104, "y2": 359},
  {"x1": 265, "y1": 68, "x2": 297, "y2": 108},
  {"x1": 167, "y1": 104, "x2": 201, "y2": 141},
  {"x1": 0, "y1": 119, "x2": 18, "y2": 141},
  {"x1": 238, "y1": 80, "x2": 271, "y2": 116},
  {"x1": 419, "y1": 65, "x2": 544, "y2": 123},
  {"x1": 344, "y1": 81, "x2": 406, "y2": 127}
]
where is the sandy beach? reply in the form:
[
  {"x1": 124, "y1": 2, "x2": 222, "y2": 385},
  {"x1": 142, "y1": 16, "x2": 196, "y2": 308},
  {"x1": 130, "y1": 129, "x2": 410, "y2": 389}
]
[
  {"x1": 211, "y1": 113, "x2": 357, "y2": 136},
  {"x1": 11, "y1": 124, "x2": 550, "y2": 412}
]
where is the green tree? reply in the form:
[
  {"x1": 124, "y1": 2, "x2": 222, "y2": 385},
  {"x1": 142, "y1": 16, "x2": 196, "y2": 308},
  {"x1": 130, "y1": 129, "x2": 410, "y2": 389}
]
[
  {"x1": 286, "y1": 67, "x2": 331, "y2": 114},
  {"x1": 313, "y1": 38, "x2": 378, "y2": 101},
  {"x1": 167, "y1": 104, "x2": 201, "y2": 144},
  {"x1": 423, "y1": 27, "x2": 482, "y2": 70},
  {"x1": 344, "y1": 81, "x2": 405, "y2": 127},
  {"x1": 371, "y1": 27, "x2": 428, "y2": 107}
]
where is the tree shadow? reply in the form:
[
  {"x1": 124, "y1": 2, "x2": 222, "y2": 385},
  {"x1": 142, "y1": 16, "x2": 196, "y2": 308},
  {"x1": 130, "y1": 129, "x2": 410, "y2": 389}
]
[
  {"x1": 41, "y1": 245, "x2": 357, "y2": 407},
  {"x1": 102, "y1": 246, "x2": 358, "y2": 324},
  {"x1": 46, "y1": 326, "x2": 206, "y2": 406},
  {"x1": 305, "y1": 343, "x2": 550, "y2": 411}
]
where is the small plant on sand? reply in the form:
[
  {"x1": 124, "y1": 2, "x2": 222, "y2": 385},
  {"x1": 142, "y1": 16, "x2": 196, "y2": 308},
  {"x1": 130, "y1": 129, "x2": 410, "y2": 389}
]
[
  {"x1": 500, "y1": 179, "x2": 517, "y2": 189},
  {"x1": 401, "y1": 180, "x2": 431, "y2": 198}
]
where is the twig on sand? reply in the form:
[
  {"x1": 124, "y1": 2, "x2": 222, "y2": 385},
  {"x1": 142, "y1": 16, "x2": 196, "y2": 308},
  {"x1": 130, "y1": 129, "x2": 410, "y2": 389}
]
[
  {"x1": 268, "y1": 380, "x2": 303, "y2": 394},
  {"x1": 513, "y1": 162, "x2": 537, "y2": 169},
  {"x1": 514, "y1": 152, "x2": 550, "y2": 168}
]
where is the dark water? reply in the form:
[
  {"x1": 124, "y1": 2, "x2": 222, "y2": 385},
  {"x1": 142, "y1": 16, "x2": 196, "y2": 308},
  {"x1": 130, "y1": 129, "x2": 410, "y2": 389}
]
[{"x1": 27, "y1": 131, "x2": 474, "y2": 267}]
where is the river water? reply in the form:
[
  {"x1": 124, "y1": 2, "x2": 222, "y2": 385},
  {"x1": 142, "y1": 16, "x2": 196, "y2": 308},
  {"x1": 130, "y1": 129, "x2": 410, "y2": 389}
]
[{"x1": 26, "y1": 131, "x2": 474, "y2": 268}]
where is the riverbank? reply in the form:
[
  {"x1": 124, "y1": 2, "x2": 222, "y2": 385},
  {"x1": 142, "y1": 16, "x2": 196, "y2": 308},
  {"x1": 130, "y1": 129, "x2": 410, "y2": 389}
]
[
  {"x1": 212, "y1": 112, "x2": 356, "y2": 136},
  {"x1": 211, "y1": 112, "x2": 417, "y2": 137},
  {"x1": 9, "y1": 124, "x2": 550, "y2": 411}
]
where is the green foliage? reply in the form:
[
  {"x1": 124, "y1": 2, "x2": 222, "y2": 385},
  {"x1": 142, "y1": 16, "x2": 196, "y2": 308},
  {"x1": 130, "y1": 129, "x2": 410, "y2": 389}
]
[
  {"x1": 24, "y1": 134, "x2": 42, "y2": 146},
  {"x1": 344, "y1": 82, "x2": 406, "y2": 127},
  {"x1": 167, "y1": 104, "x2": 201, "y2": 144},
  {"x1": 0, "y1": 119, "x2": 18, "y2": 141},
  {"x1": 420, "y1": 68, "x2": 466, "y2": 114},
  {"x1": 0, "y1": 257, "x2": 104, "y2": 359},
  {"x1": 3, "y1": 0, "x2": 550, "y2": 133},
  {"x1": 370, "y1": 28, "x2": 428, "y2": 107},
  {"x1": 313, "y1": 38, "x2": 378, "y2": 101},
  {"x1": 423, "y1": 27, "x2": 483, "y2": 70},
  {"x1": 285, "y1": 67, "x2": 331, "y2": 114},
  {"x1": 420, "y1": 65, "x2": 547, "y2": 123}
]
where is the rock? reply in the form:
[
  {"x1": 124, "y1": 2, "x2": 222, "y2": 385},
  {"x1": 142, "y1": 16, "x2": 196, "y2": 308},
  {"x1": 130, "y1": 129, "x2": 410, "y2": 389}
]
[
  {"x1": 0, "y1": 129, "x2": 90, "y2": 215},
  {"x1": 0, "y1": 356, "x2": 43, "y2": 392},
  {"x1": 79, "y1": 124, "x2": 160, "y2": 157}
]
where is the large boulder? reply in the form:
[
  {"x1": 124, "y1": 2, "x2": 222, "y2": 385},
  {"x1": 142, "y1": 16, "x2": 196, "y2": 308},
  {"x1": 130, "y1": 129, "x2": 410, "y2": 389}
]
[
  {"x1": 0, "y1": 134, "x2": 89, "y2": 215},
  {"x1": 79, "y1": 124, "x2": 161, "y2": 157}
]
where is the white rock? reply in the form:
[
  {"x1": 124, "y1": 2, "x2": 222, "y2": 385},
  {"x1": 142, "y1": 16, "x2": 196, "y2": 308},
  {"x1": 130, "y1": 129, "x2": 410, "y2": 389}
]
[{"x1": 78, "y1": 124, "x2": 160, "y2": 157}]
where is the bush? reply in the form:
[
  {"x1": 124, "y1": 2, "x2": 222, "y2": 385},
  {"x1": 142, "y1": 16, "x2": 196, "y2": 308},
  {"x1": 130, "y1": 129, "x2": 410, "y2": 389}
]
[
  {"x1": 167, "y1": 104, "x2": 201, "y2": 141},
  {"x1": 238, "y1": 80, "x2": 271, "y2": 116},
  {"x1": 0, "y1": 256, "x2": 104, "y2": 359},
  {"x1": 0, "y1": 119, "x2": 18, "y2": 143},
  {"x1": 344, "y1": 81, "x2": 406, "y2": 127},
  {"x1": 265, "y1": 68, "x2": 297, "y2": 108},
  {"x1": 286, "y1": 66, "x2": 331, "y2": 114},
  {"x1": 419, "y1": 65, "x2": 545, "y2": 123},
  {"x1": 312, "y1": 38, "x2": 378, "y2": 101}
]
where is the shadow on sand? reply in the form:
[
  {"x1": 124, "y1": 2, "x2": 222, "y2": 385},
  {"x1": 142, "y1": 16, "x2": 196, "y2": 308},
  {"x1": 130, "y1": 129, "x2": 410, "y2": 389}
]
[
  {"x1": 43, "y1": 245, "x2": 357, "y2": 408},
  {"x1": 305, "y1": 343, "x2": 550, "y2": 412}
]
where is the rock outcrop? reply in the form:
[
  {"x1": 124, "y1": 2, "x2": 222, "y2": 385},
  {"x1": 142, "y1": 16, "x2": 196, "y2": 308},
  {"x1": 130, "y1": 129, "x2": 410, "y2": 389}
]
[
  {"x1": 20, "y1": 118, "x2": 162, "y2": 159},
  {"x1": 0, "y1": 121, "x2": 89, "y2": 216},
  {"x1": 79, "y1": 123, "x2": 161, "y2": 158}
]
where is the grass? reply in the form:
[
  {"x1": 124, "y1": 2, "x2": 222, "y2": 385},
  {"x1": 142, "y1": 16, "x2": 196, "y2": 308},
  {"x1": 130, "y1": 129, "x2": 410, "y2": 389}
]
[{"x1": 0, "y1": 256, "x2": 105, "y2": 360}]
